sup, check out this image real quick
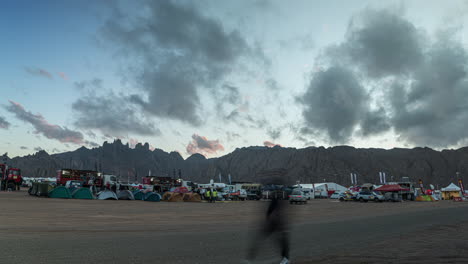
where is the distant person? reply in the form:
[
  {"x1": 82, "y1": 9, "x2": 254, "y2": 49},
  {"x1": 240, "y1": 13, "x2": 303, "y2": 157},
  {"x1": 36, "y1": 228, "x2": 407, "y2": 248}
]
[
  {"x1": 212, "y1": 189, "x2": 217, "y2": 203},
  {"x1": 245, "y1": 177, "x2": 289, "y2": 264},
  {"x1": 205, "y1": 189, "x2": 211, "y2": 202}
]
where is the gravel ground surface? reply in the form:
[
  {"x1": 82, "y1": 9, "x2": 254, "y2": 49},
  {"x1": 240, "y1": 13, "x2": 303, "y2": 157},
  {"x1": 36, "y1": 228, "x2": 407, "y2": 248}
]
[{"x1": 1, "y1": 190, "x2": 468, "y2": 263}]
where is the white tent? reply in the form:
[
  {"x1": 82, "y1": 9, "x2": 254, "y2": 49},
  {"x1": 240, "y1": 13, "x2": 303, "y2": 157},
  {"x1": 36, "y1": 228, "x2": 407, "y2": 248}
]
[
  {"x1": 296, "y1": 183, "x2": 347, "y2": 192},
  {"x1": 441, "y1": 183, "x2": 461, "y2": 192}
]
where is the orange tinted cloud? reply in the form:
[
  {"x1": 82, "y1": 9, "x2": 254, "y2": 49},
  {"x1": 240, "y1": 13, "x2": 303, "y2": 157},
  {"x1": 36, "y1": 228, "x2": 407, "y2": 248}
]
[
  {"x1": 57, "y1": 72, "x2": 69, "y2": 80},
  {"x1": 186, "y1": 134, "x2": 224, "y2": 156},
  {"x1": 264, "y1": 141, "x2": 282, "y2": 148}
]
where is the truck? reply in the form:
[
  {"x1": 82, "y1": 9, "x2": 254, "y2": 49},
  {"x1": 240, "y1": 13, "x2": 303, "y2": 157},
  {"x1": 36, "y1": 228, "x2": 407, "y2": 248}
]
[
  {"x1": 0, "y1": 164, "x2": 23, "y2": 191},
  {"x1": 142, "y1": 176, "x2": 182, "y2": 193},
  {"x1": 56, "y1": 169, "x2": 102, "y2": 188}
]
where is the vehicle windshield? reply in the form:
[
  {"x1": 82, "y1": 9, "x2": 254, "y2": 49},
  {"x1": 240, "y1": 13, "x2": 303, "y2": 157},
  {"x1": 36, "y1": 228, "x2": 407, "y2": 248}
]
[
  {"x1": 11, "y1": 170, "x2": 20, "y2": 175},
  {"x1": 292, "y1": 190, "x2": 302, "y2": 195}
]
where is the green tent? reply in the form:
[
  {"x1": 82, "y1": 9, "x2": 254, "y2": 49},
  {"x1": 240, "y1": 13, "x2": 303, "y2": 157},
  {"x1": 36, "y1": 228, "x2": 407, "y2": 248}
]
[
  {"x1": 144, "y1": 192, "x2": 161, "y2": 202},
  {"x1": 72, "y1": 188, "x2": 95, "y2": 199},
  {"x1": 48, "y1": 186, "x2": 72, "y2": 199},
  {"x1": 133, "y1": 190, "x2": 145, "y2": 200}
]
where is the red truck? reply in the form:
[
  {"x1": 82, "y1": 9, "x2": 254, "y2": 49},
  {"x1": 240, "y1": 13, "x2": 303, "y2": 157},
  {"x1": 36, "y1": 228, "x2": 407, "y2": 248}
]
[
  {"x1": 56, "y1": 169, "x2": 102, "y2": 187},
  {"x1": 0, "y1": 164, "x2": 23, "y2": 191}
]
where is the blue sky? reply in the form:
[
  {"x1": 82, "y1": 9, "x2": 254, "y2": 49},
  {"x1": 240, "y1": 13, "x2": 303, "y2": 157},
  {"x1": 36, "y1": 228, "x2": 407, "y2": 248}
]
[{"x1": 1, "y1": 0, "x2": 468, "y2": 158}]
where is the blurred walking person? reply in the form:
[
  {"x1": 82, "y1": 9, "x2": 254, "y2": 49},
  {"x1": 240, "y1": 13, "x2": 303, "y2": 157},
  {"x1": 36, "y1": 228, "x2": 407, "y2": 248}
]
[{"x1": 245, "y1": 178, "x2": 289, "y2": 264}]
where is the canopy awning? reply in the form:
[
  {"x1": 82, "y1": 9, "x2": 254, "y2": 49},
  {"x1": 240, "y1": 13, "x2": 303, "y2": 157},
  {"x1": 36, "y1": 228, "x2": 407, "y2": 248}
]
[{"x1": 374, "y1": 184, "x2": 410, "y2": 192}]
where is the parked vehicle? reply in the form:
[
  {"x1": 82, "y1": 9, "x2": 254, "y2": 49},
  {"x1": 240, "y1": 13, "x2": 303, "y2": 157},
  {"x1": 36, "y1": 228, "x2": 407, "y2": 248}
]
[
  {"x1": 289, "y1": 189, "x2": 307, "y2": 204},
  {"x1": 65, "y1": 180, "x2": 84, "y2": 189},
  {"x1": 373, "y1": 191, "x2": 385, "y2": 202},
  {"x1": 57, "y1": 169, "x2": 101, "y2": 188},
  {"x1": 338, "y1": 192, "x2": 354, "y2": 202},
  {"x1": 330, "y1": 192, "x2": 342, "y2": 199},
  {"x1": 355, "y1": 191, "x2": 375, "y2": 202},
  {"x1": 300, "y1": 188, "x2": 313, "y2": 200},
  {"x1": 0, "y1": 164, "x2": 23, "y2": 191}
]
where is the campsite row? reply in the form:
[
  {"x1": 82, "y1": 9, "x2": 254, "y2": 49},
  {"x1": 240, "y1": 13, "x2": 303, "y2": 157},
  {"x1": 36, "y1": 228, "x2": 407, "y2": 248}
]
[{"x1": 3, "y1": 166, "x2": 467, "y2": 203}]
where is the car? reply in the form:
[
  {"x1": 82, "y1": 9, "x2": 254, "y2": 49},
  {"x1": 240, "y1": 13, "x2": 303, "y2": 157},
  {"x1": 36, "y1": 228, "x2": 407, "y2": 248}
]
[
  {"x1": 296, "y1": 188, "x2": 313, "y2": 200},
  {"x1": 65, "y1": 180, "x2": 84, "y2": 189},
  {"x1": 289, "y1": 189, "x2": 307, "y2": 204},
  {"x1": 355, "y1": 191, "x2": 375, "y2": 202},
  {"x1": 338, "y1": 192, "x2": 354, "y2": 202},
  {"x1": 330, "y1": 192, "x2": 342, "y2": 199},
  {"x1": 372, "y1": 191, "x2": 385, "y2": 202}
]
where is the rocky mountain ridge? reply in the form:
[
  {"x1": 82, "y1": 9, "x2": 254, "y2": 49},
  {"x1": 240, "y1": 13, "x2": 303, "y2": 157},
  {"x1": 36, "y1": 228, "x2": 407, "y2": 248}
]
[{"x1": 3, "y1": 140, "x2": 468, "y2": 187}]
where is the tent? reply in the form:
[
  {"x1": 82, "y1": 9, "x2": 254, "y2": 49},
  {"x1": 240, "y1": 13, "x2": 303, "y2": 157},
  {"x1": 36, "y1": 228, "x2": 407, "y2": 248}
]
[
  {"x1": 118, "y1": 190, "x2": 135, "y2": 200},
  {"x1": 441, "y1": 183, "x2": 461, "y2": 200},
  {"x1": 441, "y1": 183, "x2": 461, "y2": 191},
  {"x1": 132, "y1": 190, "x2": 145, "y2": 200},
  {"x1": 98, "y1": 190, "x2": 118, "y2": 200},
  {"x1": 374, "y1": 184, "x2": 410, "y2": 192},
  {"x1": 72, "y1": 188, "x2": 95, "y2": 199},
  {"x1": 297, "y1": 183, "x2": 348, "y2": 193},
  {"x1": 144, "y1": 192, "x2": 161, "y2": 202},
  {"x1": 48, "y1": 186, "x2": 72, "y2": 199}
]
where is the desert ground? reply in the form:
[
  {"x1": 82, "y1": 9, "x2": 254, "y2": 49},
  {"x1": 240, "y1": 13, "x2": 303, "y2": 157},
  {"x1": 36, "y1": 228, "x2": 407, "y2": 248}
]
[{"x1": 1, "y1": 191, "x2": 468, "y2": 264}]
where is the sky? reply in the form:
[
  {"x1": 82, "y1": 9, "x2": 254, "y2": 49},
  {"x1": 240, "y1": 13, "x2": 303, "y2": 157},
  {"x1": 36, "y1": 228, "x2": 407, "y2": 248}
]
[{"x1": 1, "y1": 0, "x2": 468, "y2": 158}]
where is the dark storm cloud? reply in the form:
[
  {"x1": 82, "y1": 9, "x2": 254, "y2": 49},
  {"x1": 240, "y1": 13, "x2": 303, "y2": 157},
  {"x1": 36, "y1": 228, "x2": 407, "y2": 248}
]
[
  {"x1": 389, "y1": 33, "x2": 468, "y2": 147},
  {"x1": 213, "y1": 84, "x2": 242, "y2": 119},
  {"x1": 342, "y1": 8, "x2": 425, "y2": 78},
  {"x1": 360, "y1": 108, "x2": 390, "y2": 136},
  {"x1": 100, "y1": 0, "x2": 252, "y2": 125},
  {"x1": 0, "y1": 116, "x2": 10, "y2": 129},
  {"x1": 5, "y1": 101, "x2": 85, "y2": 144},
  {"x1": 299, "y1": 67, "x2": 368, "y2": 143},
  {"x1": 299, "y1": 8, "x2": 468, "y2": 147},
  {"x1": 72, "y1": 93, "x2": 160, "y2": 137},
  {"x1": 24, "y1": 67, "x2": 53, "y2": 80}
]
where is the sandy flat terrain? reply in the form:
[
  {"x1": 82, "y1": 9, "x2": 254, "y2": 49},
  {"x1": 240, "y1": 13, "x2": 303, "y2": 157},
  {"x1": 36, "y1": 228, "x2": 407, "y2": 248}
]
[{"x1": 1, "y1": 190, "x2": 468, "y2": 263}]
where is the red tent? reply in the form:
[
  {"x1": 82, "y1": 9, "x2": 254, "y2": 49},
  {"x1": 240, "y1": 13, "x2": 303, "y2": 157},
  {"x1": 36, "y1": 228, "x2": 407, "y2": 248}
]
[{"x1": 374, "y1": 184, "x2": 410, "y2": 192}]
